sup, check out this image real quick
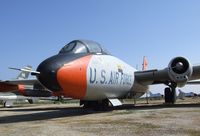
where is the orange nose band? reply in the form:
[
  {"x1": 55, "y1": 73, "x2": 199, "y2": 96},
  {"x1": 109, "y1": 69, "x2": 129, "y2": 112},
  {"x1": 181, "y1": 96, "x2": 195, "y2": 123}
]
[{"x1": 57, "y1": 55, "x2": 92, "y2": 99}]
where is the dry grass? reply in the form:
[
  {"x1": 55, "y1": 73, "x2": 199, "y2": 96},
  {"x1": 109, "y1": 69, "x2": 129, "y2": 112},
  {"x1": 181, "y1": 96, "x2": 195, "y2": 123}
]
[{"x1": 0, "y1": 98, "x2": 200, "y2": 136}]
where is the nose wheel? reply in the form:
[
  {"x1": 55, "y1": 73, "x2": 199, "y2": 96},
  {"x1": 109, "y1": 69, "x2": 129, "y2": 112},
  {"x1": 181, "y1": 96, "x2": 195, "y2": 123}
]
[
  {"x1": 80, "y1": 99, "x2": 110, "y2": 111},
  {"x1": 164, "y1": 82, "x2": 177, "y2": 104}
]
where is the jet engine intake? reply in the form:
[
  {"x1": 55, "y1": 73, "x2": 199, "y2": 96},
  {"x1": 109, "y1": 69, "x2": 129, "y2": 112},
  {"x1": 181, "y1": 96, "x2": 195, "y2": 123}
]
[{"x1": 168, "y1": 57, "x2": 193, "y2": 87}]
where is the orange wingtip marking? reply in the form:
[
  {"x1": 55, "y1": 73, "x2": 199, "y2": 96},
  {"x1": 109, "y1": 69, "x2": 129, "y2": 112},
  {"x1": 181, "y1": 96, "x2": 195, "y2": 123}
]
[
  {"x1": 57, "y1": 55, "x2": 92, "y2": 99},
  {"x1": 18, "y1": 85, "x2": 26, "y2": 94}
]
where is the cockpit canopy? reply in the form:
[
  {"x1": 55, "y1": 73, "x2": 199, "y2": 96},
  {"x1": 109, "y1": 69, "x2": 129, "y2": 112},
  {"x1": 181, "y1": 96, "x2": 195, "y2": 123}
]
[{"x1": 59, "y1": 40, "x2": 109, "y2": 55}]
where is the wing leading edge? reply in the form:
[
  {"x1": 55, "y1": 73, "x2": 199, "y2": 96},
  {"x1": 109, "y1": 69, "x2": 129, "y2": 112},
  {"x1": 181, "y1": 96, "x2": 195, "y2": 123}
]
[{"x1": 135, "y1": 57, "x2": 200, "y2": 87}]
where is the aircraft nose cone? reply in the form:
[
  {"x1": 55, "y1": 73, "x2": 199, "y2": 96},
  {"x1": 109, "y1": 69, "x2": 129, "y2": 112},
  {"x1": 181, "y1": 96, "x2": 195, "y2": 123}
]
[{"x1": 37, "y1": 55, "x2": 62, "y2": 91}]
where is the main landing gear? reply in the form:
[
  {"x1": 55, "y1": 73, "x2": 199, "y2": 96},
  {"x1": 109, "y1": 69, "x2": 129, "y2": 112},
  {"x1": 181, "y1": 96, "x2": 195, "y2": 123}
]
[
  {"x1": 164, "y1": 82, "x2": 177, "y2": 104},
  {"x1": 80, "y1": 99, "x2": 110, "y2": 111}
]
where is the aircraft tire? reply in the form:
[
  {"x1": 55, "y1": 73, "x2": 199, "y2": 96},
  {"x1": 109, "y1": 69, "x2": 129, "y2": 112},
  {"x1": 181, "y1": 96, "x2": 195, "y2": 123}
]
[
  {"x1": 81, "y1": 100, "x2": 109, "y2": 111},
  {"x1": 171, "y1": 88, "x2": 177, "y2": 104},
  {"x1": 28, "y1": 99, "x2": 33, "y2": 104},
  {"x1": 3, "y1": 102, "x2": 6, "y2": 108},
  {"x1": 165, "y1": 87, "x2": 172, "y2": 103},
  {"x1": 165, "y1": 87, "x2": 177, "y2": 104}
]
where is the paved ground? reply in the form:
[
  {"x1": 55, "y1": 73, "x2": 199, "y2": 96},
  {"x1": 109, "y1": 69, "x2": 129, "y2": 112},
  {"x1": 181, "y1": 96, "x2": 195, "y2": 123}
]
[{"x1": 0, "y1": 99, "x2": 200, "y2": 136}]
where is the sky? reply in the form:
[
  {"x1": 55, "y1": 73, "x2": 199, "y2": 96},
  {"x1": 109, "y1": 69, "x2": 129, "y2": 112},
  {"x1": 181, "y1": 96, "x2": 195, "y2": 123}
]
[{"x1": 0, "y1": 0, "x2": 200, "y2": 94}]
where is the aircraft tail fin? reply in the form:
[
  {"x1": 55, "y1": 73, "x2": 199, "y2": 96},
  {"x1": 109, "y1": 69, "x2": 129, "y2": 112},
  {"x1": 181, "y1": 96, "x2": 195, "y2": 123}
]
[
  {"x1": 142, "y1": 56, "x2": 148, "y2": 70},
  {"x1": 16, "y1": 65, "x2": 32, "y2": 79}
]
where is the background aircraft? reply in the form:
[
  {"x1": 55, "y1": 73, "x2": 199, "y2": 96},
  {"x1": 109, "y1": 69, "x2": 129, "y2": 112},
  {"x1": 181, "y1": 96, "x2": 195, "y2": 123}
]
[
  {"x1": 1, "y1": 39, "x2": 200, "y2": 110},
  {"x1": 0, "y1": 66, "x2": 37, "y2": 107},
  {"x1": 177, "y1": 89, "x2": 197, "y2": 100},
  {"x1": 147, "y1": 91, "x2": 163, "y2": 99},
  {"x1": 0, "y1": 92, "x2": 37, "y2": 107}
]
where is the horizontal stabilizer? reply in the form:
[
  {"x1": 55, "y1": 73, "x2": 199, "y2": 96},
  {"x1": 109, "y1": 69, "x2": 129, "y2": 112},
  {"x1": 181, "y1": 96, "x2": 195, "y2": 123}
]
[{"x1": 9, "y1": 67, "x2": 40, "y2": 75}]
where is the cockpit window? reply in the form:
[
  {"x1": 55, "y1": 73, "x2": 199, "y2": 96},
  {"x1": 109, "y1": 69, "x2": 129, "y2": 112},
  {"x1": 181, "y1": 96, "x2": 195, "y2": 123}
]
[
  {"x1": 82, "y1": 40, "x2": 103, "y2": 54},
  {"x1": 59, "y1": 42, "x2": 76, "y2": 54},
  {"x1": 72, "y1": 42, "x2": 87, "y2": 54},
  {"x1": 101, "y1": 45, "x2": 110, "y2": 55},
  {"x1": 59, "y1": 40, "x2": 110, "y2": 55},
  {"x1": 87, "y1": 44, "x2": 102, "y2": 53},
  {"x1": 59, "y1": 41, "x2": 88, "y2": 54}
]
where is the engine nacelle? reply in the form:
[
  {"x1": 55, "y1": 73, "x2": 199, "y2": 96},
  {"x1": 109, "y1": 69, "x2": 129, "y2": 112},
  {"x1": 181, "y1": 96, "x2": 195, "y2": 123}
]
[{"x1": 168, "y1": 57, "x2": 193, "y2": 87}]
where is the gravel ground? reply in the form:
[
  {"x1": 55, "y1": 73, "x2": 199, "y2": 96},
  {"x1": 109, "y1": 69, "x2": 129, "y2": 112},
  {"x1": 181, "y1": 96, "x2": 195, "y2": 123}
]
[{"x1": 0, "y1": 99, "x2": 200, "y2": 136}]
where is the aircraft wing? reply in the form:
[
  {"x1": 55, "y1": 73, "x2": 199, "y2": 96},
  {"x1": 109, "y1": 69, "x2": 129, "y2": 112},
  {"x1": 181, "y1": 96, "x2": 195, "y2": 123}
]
[
  {"x1": 0, "y1": 79, "x2": 43, "y2": 92},
  {"x1": 190, "y1": 65, "x2": 200, "y2": 80},
  {"x1": 0, "y1": 79, "x2": 53, "y2": 98},
  {"x1": 2, "y1": 79, "x2": 38, "y2": 85},
  {"x1": 135, "y1": 57, "x2": 200, "y2": 87}
]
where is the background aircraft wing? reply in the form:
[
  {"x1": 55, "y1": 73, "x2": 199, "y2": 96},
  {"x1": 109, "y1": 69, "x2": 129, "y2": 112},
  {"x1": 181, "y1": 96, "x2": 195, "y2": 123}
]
[
  {"x1": 0, "y1": 79, "x2": 43, "y2": 93},
  {"x1": 187, "y1": 80, "x2": 200, "y2": 85},
  {"x1": 135, "y1": 57, "x2": 200, "y2": 87},
  {"x1": 2, "y1": 79, "x2": 39, "y2": 85}
]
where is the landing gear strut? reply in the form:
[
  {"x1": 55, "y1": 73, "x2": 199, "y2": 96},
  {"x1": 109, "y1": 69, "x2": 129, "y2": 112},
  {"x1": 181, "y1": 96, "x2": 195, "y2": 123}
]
[
  {"x1": 80, "y1": 99, "x2": 109, "y2": 111},
  {"x1": 164, "y1": 82, "x2": 177, "y2": 104}
]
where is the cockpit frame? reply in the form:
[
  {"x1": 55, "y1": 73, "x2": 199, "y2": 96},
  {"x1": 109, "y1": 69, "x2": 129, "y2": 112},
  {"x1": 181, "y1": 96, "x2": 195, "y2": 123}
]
[{"x1": 59, "y1": 40, "x2": 109, "y2": 55}]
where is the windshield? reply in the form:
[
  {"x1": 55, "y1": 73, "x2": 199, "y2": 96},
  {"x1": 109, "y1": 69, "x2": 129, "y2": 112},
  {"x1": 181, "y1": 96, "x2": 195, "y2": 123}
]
[
  {"x1": 59, "y1": 42, "x2": 76, "y2": 54},
  {"x1": 73, "y1": 42, "x2": 88, "y2": 53},
  {"x1": 59, "y1": 41, "x2": 88, "y2": 54}
]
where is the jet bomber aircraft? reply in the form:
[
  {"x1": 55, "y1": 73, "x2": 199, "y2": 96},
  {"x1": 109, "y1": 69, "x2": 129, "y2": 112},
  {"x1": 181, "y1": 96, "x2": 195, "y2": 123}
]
[{"x1": 1, "y1": 40, "x2": 200, "y2": 109}]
